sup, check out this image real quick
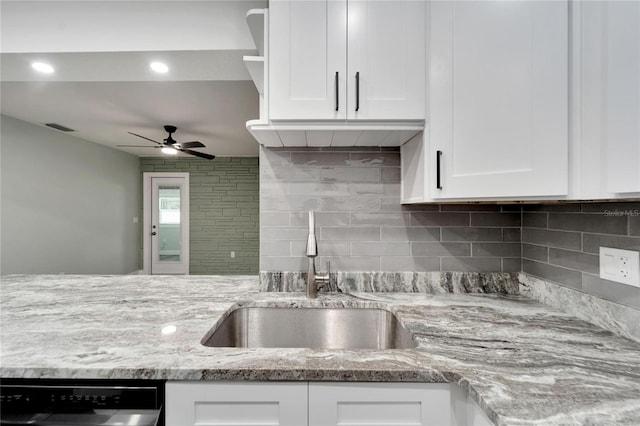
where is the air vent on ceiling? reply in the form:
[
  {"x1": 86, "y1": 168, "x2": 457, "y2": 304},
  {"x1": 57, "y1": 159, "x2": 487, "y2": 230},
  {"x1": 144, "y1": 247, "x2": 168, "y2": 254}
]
[{"x1": 45, "y1": 123, "x2": 75, "y2": 132}]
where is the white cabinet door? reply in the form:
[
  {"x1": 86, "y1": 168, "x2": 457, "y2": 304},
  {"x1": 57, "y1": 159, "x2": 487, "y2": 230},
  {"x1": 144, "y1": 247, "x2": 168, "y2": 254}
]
[
  {"x1": 347, "y1": 0, "x2": 426, "y2": 120},
  {"x1": 165, "y1": 381, "x2": 308, "y2": 426},
  {"x1": 572, "y1": 1, "x2": 640, "y2": 199},
  {"x1": 430, "y1": 0, "x2": 568, "y2": 199},
  {"x1": 269, "y1": 0, "x2": 426, "y2": 121},
  {"x1": 309, "y1": 382, "x2": 452, "y2": 426},
  {"x1": 603, "y1": 1, "x2": 640, "y2": 193},
  {"x1": 269, "y1": 0, "x2": 347, "y2": 120}
]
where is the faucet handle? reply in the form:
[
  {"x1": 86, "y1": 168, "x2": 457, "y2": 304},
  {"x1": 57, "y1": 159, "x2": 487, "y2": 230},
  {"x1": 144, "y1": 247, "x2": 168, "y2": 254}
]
[{"x1": 320, "y1": 260, "x2": 331, "y2": 287}]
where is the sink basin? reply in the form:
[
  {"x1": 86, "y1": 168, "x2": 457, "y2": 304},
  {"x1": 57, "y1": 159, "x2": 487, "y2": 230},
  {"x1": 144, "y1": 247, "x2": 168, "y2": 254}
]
[{"x1": 201, "y1": 307, "x2": 416, "y2": 349}]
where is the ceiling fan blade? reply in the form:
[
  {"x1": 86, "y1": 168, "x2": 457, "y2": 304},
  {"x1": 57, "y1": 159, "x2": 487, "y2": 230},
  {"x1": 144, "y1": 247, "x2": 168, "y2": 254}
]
[
  {"x1": 179, "y1": 141, "x2": 205, "y2": 149},
  {"x1": 179, "y1": 148, "x2": 215, "y2": 160},
  {"x1": 117, "y1": 145, "x2": 161, "y2": 148},
  {"x1": 128, "y1": 132, "x2": 162, "y2": 145}
]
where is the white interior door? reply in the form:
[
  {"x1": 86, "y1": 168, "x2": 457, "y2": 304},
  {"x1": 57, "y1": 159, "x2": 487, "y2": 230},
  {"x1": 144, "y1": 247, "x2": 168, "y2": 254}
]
[{"x1": 144, "y1": 173, "x2": 189, "y2": 274}]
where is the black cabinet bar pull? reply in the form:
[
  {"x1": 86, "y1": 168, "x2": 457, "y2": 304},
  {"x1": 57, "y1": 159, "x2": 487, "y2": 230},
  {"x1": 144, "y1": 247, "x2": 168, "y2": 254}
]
[
  {"x1": 436, "y1": 150, "x2": 443, "y2": 190},
  {"x1": 335, "y1": 72, "x2": 339, "y2": 111},
  {"x1": 355, "y1": 72, "x2": 360, "y2": 112}
]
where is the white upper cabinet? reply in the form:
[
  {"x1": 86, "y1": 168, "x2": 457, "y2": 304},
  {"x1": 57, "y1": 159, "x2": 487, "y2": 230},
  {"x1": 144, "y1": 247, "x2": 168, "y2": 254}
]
[
  {"x1": 570, "y1": 1, "x2": 640, "y2": 199},
  {"x1": 429, "y1": 0, "x2": 569, "y2": 200},
  {"x1": 604, "y1": 1, "x2": 640, "y2": 194},
  {"x1": 269, "y1": 0, "x2": 347, "y2": 120},
  {"x1": 269, "y1": 0, "x2": 426, "y2": 121}
]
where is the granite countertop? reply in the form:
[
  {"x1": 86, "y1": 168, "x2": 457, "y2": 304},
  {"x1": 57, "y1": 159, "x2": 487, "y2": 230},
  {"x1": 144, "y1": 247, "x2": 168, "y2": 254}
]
[{"x1": 1, "y1": 275, "x2": 640, "y2": 425}]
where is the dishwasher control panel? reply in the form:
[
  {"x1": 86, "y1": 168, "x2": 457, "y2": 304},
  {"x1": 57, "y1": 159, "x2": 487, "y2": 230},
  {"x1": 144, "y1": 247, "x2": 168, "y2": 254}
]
[{"x1": 0, "y1": 379, "x2": 164, "y2": 426}]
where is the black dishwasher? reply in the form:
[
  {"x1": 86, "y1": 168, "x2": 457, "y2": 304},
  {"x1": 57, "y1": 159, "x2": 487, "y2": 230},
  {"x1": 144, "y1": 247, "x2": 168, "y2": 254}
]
[{"x1": 0, "y1": 379, "x2": 164, "y2": 426}]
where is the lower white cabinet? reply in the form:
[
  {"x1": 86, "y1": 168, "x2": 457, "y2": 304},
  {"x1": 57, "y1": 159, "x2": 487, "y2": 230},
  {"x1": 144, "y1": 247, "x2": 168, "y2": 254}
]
[
  {"x1": 309, "y1": 382, "x2": 451, "y2": 426},
  {"x1": 165, "y1": 382, "x2": 307, "y2": 426},
  {"x1": 165, "y1": 381, "x2": 494, "y2": 426}
]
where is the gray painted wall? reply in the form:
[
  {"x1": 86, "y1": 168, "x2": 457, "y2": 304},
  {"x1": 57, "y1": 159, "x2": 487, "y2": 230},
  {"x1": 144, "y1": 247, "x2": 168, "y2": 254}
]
[
  {"x1": 1, "y1": 115, "x2": 141, "y2": 274},
  {"x1": 260, "y1": 147, "x2": 521, "y2": 273},
  {"x1": 522, "y1": 202, "x2": 640, "y2": 309},
  {"x1": 141, "y1": 157, "x2": 259, "y2": 275}
]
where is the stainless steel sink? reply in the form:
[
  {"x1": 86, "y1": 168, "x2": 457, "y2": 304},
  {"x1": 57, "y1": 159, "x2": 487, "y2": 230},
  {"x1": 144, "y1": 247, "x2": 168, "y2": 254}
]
[{"x1": 201, "y1": 307, "x2": 416, "y2": 349}]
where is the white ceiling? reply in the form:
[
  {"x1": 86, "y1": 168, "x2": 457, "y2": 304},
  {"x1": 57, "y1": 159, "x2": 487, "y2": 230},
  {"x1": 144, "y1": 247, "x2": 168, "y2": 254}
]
[{"x1": 0, "y1": 1, "x2": 265, "y2": 158}]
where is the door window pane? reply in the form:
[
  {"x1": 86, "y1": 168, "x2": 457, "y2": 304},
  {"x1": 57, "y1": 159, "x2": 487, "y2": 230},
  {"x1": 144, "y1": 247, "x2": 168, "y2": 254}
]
[{"x1": 157, "y1": 186, "x2": 181, "y2": 262}]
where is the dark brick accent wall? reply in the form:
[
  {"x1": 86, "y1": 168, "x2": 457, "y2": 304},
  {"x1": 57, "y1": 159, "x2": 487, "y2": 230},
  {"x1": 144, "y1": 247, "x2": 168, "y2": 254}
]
[{"x1": 141, "y1": 157, "x2": 259, "y2": 274}]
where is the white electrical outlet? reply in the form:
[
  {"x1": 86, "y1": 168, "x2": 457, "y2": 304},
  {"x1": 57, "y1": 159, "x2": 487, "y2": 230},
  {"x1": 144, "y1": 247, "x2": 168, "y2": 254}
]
[
  {"x1": 599, "y1": 247, "x2": 640, "y2": 288},
  {"x1": 230, "y1": 251, "x2": 236, "y2": 258}
]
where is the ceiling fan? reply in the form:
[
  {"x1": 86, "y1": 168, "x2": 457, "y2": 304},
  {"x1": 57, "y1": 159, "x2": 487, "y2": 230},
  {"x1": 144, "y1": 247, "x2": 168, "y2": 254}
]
[{"x1": 118, "y1": 125, "x2": 215, "y2": 160}]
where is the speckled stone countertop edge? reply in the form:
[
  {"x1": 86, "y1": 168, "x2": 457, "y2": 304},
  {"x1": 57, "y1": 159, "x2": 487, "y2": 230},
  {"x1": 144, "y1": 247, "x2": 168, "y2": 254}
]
[{"x1": 1, "y1": 274, "x2": 640, "y2": 426}]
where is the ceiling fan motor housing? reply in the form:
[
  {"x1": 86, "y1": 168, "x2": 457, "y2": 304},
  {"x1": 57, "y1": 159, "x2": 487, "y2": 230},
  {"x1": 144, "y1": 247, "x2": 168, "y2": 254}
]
[{"x1": 163, "y1": 125, "x2": 178, "y2": 144}]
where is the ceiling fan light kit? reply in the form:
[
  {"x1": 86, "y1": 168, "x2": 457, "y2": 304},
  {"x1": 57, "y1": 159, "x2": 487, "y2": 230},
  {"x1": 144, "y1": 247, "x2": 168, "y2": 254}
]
[
  {"x1": 118, "y1": 125, "x2": 215, "y2": 160},
  {"x1": 161, "y1": 147, "x2": 178, "y2": 155}
]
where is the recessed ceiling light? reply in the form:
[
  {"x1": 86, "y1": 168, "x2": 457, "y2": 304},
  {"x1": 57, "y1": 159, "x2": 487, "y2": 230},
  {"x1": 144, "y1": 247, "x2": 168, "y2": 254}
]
[
  {"x1": 161, "y1": 146, "x2": 178, "y2": 155},
  {"x1": 150, "y1": 62, "x2": 169, "y2": 73},
  {"x1": 32, "y1": 62, "x2": 55, "y2": 74}
]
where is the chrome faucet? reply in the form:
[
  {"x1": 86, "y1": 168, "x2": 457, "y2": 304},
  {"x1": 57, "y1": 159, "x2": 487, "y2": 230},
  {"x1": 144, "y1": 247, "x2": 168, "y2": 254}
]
[{"x1": 306, "y1": 210, "x2": 329, "y2": 298}]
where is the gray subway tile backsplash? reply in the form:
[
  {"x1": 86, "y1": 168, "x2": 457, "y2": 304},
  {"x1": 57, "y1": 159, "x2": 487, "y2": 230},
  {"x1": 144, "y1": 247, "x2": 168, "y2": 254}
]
[
  {"x1": 261, "y1": 196, "x2": 320, "y2": 211},
  {"x1": 522, "y1": 228, "x2": 582, "y2": 251},
  {"x1": 582, "y1": 273, "x2": 640, "y2": 309},
  {"x1": 523, "y1": 204, "x2": 582, "y2": 212},
  {"x1": 410, "y1": 212, "x2": 470, "y2": 226},
  {"x1": 441, "y1": 257, "x2": 503, "y2": 273},
  {"x1": 523, "y1": 259, "x2": 583, "y2": 290},
  {"x1": 351, "y1": 241, "x2": 412, "y2": 256},
  {"x1": 351, "y1": 212, "x2": 410, "y2": 226},
  {"x1": 440, "y1": 203, "x2": 501, "y2": 211},
  {"x1": 441, "y1": 227, "x2": 502, "y2": 242},
  {"x1": 470, "y1": 212, "x2": 521, "y2": 227},
  {"x1": 522, "y1": 243, "x2": 549, "y2": 262},
  {"x1": 261, "y1": 211, "x2": 290, "y2": 226},
  {"x1": 290, "y1": 211, "x2": 350, "y2": 227},
  {"x1": 260, "y1": 147, "x2": 640, "y2": 311},
  {"x1": 502, "y1": 228, "x2": 522, "y2": 242},
  {"x1": 522, "y1": 201, "x2": 640, "y2": 309},
  {"x1": 321, "y1": 197, "x2": 381, "y2": 212},
  {"x1": 548, "y1": 248, "x2": 599, "y2": 275},
  {"x1": 472, "y1": 242, "x2": 521, "y2": 257},
  {"x1": 317, "y1": 256, "x2": 380, "y2": 271},
  {"x1": 261, "y1": 227, "x2": 309, "y2": 241},
  {"x1": 583, "y1": 233, "x2": 640, "y2": 254},
  {"x1": 349, "y1": 152, "x2": 401, "y2": 167},
  {"x1": 631, "y1": 215, "x2": 640, "y2": 237},
  {"x1": 260, "y1": 240, "x2": 291, "y2": 257},
  {"x1": 502, "y1": 258, "x2": 522, "y2": 273},
  {"x1": 381, "y1": 227, "x2": 440, "y2": 242},
  {"x1": 291, "y1": 151, "x2": 350, "y2": 166},
  {"x1": 320, "y1": 167, "x2": 381, "y2": 183},
  {"x1": 320, "y1": 226, "x2": 381, "y2": 241},
  {"x1": 523, "y1": 212, "x2": 548, "y2": 228},
  {"x1": 380, "y1": 256, "x2": 441, "y2": 272},
  {"x1": 548, "y1": 212, "x2": 628, "y2": 235},
  {"x1": 411, "y1": 242, "x2": 471, "y2": 257}
]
